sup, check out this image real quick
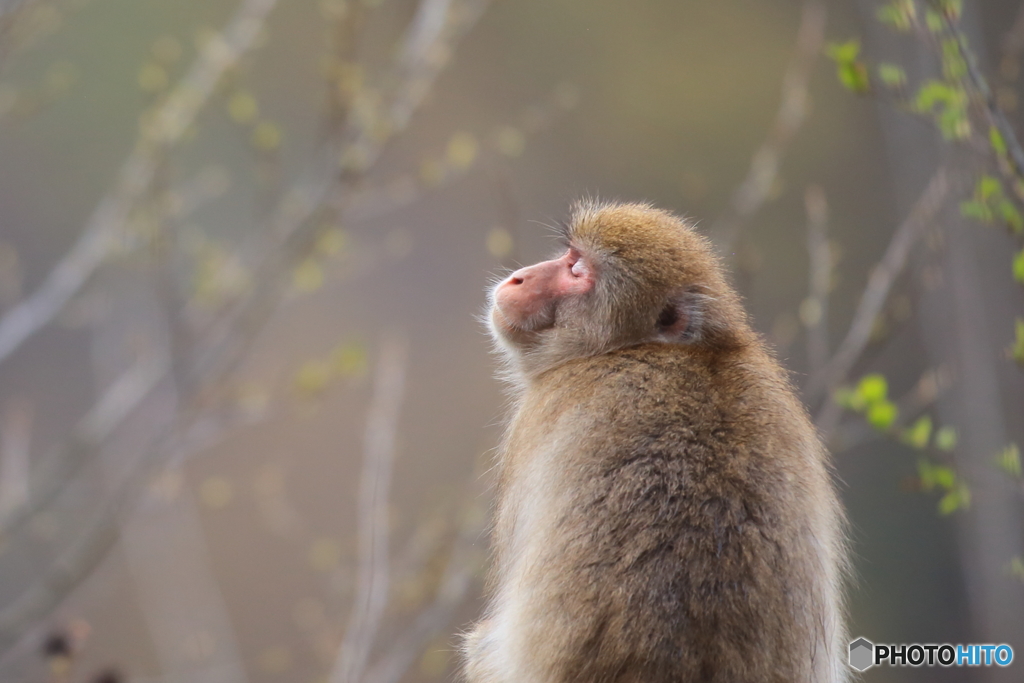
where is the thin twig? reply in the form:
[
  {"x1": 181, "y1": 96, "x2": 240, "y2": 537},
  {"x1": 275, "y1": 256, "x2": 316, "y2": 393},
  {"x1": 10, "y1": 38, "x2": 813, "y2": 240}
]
[
  {"x1": 0, "y1": 390, "x2": 182, "y2": 650},
  {"x1": 363, "y1": 499, "x2": 486, "y2": 683},
  {"x1": 999, "y1": 1, "x2": 1024, "y2": 72},
  {"x1": 0, "y1": 350, "x2": 169, "y2": 542},
  {"x1": 809, "y1": 168, "x2": 950, "y2": 423},
  {"x1": 0, "y1": 0, "x2": 29, "y2": 19},
  {"x1": 330, "y1": 335, "x2": 408, "y2": 683},
  {"x1": 933, "y1": 3, "x2": 1024, "y2": 193},
  {"x1": 0, "y1": 0, "x2": 281, "y2": 367},
  {"x1": 347, "y1": 82, "x2": 574, "y2": 223},
  {"x1": 164, "y1": 166, "x2": 232, "y2": 221},
  {"x1": 804, "y1": 184, "x2": 830, "y2": 377},
  {"x1": 1, "y1": 0, "x2": 480, "y2": 549},
  {"x1": 0, "y1": 399, "x2": 32, "y2": 521},
  {"x1": 828, "y1": 364, "x2": 953, "y2": 453},
  {"x1": 0, "y1": 0, "x2": 490, "y2": 651},
  {"x1": 710, "y1": 0, "x2": 826, "y2": 252},
  {"x1": 190, "y1": 0, "x2": 491, "y2": 390}
]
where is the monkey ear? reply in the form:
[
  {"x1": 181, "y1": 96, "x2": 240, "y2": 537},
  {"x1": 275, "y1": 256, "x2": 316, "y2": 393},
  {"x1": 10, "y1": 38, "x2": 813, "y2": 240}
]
[
  {"x1": 655, "y1": 288, "x2": 719, "y2": 344},
  {"x1": 655, "y1": 294, "x2": 695, "y2": 343}
]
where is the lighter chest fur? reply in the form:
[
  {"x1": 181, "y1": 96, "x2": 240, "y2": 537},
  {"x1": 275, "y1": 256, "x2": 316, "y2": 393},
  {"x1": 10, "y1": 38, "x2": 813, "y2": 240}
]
[{"x1": 470, "y1": 404, "x2": 584, "y2": 683}]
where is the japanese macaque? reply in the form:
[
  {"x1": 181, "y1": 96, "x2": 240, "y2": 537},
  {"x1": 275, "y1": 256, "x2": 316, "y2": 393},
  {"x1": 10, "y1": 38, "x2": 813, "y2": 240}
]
[{"x1": 464, "y1": 202, "x2": 848, "y2": 683}]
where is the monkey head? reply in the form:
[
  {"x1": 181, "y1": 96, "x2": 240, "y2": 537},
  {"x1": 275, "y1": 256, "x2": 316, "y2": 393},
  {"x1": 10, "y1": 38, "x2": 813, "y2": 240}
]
[{"x1": 488, "y1": 201, "x2": 749, "y2": 379}]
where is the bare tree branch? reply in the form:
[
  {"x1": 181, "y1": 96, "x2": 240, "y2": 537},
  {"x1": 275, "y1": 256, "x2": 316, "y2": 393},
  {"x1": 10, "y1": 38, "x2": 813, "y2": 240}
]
[
  {"x1": 0, "y1": 350, "x2": 169, "y2": 543},
  {"x1": 932, "y1": 3, "x2": 1024, "y2": 198},
  {"x1": 804, "y1": 184, "x2": 831, "y2": 377},
  {"x1": 0, "y1": 405, "x2": 182, "y2": 650},
  {"x1": 0, "y1": 0, "x2": 281, "y2": 367},
  {"x1": 0, "y1": 0, "x2": 492, "y2": 653},
  {"x1": 0, "y1": 0, "x2": 27, "y2": 18},
  {"x1": 330, "y1": 335, "x2": 408, "y2": 683},
  {"x1": 828, "y1": 364, "x2": 953, "y2": 453},
  {"x1": 191, "y1": 0, "x2": 492, "y2": 392},
  {"x1": 999, "y1": 1, "x2": 1024, "y2": 70},
  {"x1": 710, "y1": 0, "x2": 825, "y2": 253},
  {"x1": 77, "y1": 351, "x2": 172, "y2": 446},
  {"x1": 0, "y1": 399, "x2": 31, "y2": 521},
  {"x1": 348, "y1": 82, "x2": 575, "y2": 223},
  {"x1": 810, "y1": 168, "x2": 951, "y2": 428},
  {"x1": 364, "y1": 488, "x2": 486, "y2": 683},
  {"x1": 0, "y1": 509, "x2": 121, "y2": 651}
]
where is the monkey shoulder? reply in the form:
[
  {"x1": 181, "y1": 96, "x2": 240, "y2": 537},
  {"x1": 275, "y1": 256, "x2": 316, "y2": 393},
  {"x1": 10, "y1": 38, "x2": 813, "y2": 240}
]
[
  {"x1": 532, "y1": 341, "x2": 816, "y2": 501},
  {"x1": 546, "y1": 342, "x2": 810, "y2": 547},
  {"x1": 548, "y1": 342, "x2": 785, "y2": 436}
]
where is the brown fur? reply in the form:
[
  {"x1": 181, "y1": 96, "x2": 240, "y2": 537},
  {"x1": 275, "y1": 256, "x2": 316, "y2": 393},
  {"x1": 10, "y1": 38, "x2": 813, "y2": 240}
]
[{"x1": 466, "y1": 202, "x2": 848, "y2": 683}]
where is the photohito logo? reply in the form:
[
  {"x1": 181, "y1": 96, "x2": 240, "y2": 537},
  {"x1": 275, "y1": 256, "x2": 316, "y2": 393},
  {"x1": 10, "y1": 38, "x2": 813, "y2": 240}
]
[{"x1": 849, "y1": 637, "x2": 1014, "y2": 671}]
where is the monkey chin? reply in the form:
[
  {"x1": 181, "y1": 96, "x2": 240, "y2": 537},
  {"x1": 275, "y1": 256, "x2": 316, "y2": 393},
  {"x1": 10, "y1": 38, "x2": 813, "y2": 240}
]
[{"x1": 489, "y1": 304, "x2": 550, "y2": 350}]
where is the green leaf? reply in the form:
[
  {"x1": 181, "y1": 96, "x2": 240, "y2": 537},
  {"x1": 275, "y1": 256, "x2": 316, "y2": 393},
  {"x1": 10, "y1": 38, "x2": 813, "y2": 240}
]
[
  {"x1": 995, "y1": 443, "x2": 1022, "y2": 479},
  {"x1": 1000, "y1": 200, "x2": 1024, "y2": 233},
  {"x1": 826, "y1": 40, "x2": 860, "y2": 63},
  {"x1": 332, "y1": 342, "x2": 369, "y2": 377},
  {"x1": 252, "y1": 120, "x2": 282, "y2": 151},
  {"x1": 877, "y1": 1, "x2": 915, "y2": 31},
  {"x1": 934, "y1": 466, "x2": 956, "y2": 491},
  {"x1": 936, "y1": 105, "x2": 971, "y2": 140},
  {"x1": 918, "y1": 459, "x2": 935, "y2": 490},
  {"x1": 961, "y1": 175, "x2": 1024, "y2": 228},
  {"x1": 1013, "y1": 249, "x2": 1024, "y2": 284},
  {"x1": 292, "y1": 259, "x2": 324, "y2": 292},
  {"x1": 940, "y1": 0, "x2": 963, "y2": 21},
  {"x1": 833, "y1": 386, "x2": 859, "y2": 411},
  {"x1": 314, "y1": 227, "x2": 348, "y2": 256},
  {"x1": 227, "y1": 91, "x2": 259, "y2": 124},
  {"x1": 938, "y1": 484, "x2": 970, "y2": 515},
  {"x1": 919, "y1": 459, "x2": 955, "y2": 491},
  {"x1": 924, "y1": 8, "x2": 944, "y2": 32},
  {"x1": 981, "y1": 174, "x2": 1004, "y2": 201},
  {"x1": 960, "y1": 200, "x2": 993, "y2": 222},
  {"x1": 902, "y1": 415, "x2": 933, "y2": 449},
  {"x1": 941, "y1": 38, "x2": 966, "y2": 80},
  {"x1": 990, "y1": 126, "x2": 1008, "y2": 156},
  {"x1": 825, "y1": 40, "x2": 869, "y2": 94},
  {"x1": 294, "y1": 359, "x2": 334, "y2": 396},
  {"x1": 878, "y1": 63, "x2": 907, "y2": 89},
  {"x1": 857, "y1": 373, "x2": 889, "y2": 403},
  {"x1": 867, "y1": 399, "x2": 898, "y2": 431},
  {"x1": 1010, "y1": 556, "x2": 1024, "y2": 583},
  {"x1": 915, "y1": 81, "x2": 970, "y2": 139},
  {"x1": 937, "y1": 492, "x2": 958, "y2": 514},
  {"x1": 915, "y1": 80, "x2": 957, "y2": 110},
  {"x1": 837, "y1": 61, "x2": 871, "y2": 94},
  {"x1": 876, "y1": 7, "x2": 904, "y2": 30},
  {"x1": 934, "y1": 426, "x2": 958, "y2": 451}
]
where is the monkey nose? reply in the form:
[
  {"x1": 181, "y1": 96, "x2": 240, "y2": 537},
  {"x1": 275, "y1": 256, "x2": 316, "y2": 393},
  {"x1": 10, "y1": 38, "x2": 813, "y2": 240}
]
[{"x1": 506, "y1": 270, "x2": 527, "y2": 286}]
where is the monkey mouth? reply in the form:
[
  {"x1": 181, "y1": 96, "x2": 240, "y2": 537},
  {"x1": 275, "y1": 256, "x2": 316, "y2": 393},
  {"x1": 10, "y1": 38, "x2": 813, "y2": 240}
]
[{"x1": 491, "y1": 305, "x2": 554, "y2": 344}]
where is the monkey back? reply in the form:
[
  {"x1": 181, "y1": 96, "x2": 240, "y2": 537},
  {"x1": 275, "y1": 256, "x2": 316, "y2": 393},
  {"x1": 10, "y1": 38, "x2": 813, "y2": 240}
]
[{"x1": 485, "y1": 342, "x2": 845, "y2": 683}]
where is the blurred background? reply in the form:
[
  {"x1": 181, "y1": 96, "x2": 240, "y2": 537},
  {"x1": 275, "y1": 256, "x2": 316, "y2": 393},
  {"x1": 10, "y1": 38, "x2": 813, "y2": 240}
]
[{"x1": 0, "y1": 0, "x2": 1021, "y2": 681}]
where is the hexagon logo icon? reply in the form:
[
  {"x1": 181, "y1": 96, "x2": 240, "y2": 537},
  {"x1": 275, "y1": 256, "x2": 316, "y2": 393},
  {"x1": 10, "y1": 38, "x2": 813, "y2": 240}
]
[{"x1": 849, "y1": 637, "x2": 875, "y2": 672}]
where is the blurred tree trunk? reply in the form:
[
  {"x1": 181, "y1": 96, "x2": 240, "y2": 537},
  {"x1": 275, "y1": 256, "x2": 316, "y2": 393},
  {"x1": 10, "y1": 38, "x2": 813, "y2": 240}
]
[
  {"x1": 89, "y1": 267, "x2": 247, "y2": 683},
  {"x1": 858, "y1": 2, "x2": 1024, "y2": 679}
]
